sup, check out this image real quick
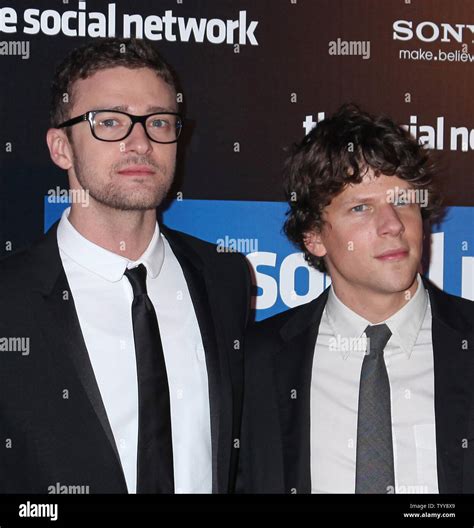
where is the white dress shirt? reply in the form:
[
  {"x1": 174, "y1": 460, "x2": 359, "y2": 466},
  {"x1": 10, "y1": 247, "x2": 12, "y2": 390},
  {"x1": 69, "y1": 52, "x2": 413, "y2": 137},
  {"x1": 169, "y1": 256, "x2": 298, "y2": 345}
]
[
  {"x1": 57, "y1": 207, "x2": 212, "y2": 493},
  {"x1": 310, "y1": 274, "x2": 439, "y2": 493}
]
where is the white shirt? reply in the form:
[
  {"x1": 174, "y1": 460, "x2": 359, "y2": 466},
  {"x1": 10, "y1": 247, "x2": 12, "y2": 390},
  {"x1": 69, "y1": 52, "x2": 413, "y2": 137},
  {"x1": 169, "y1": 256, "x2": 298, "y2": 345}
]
[
  {"x1": 57, "y1": 207, "x2": 212, "y2": 494},
  {"x1": 310, "y1": 274, "x2": 439, "y2": 493}
]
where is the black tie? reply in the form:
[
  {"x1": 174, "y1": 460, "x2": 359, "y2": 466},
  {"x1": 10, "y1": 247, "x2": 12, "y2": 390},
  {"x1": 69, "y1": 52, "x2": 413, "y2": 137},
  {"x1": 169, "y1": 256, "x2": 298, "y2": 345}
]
[
  {"x1": 124, "y1": 264, "x2": 174, "y2": 493},
  {"x1": 355, "y1": 323, "x2": 395, "y2": 494}
]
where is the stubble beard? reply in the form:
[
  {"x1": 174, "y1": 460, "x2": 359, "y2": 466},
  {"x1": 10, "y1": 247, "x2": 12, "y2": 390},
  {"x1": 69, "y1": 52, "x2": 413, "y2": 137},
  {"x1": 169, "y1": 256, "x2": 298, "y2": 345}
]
[{"x1": 72, "y1": 153, "x2": 175, "y2": 211}]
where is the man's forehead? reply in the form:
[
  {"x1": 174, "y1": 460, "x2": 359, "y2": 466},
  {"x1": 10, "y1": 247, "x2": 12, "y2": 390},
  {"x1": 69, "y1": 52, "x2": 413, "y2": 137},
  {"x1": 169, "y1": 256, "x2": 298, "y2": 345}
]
[
  {"x1": 346, "y1": 173, "x2": 413, "y2": 191},
  {"x1": 70, "y1": 67, "x2": 176, "y2": 112},
  {"x1": 333, "y1": 174, "x2": 413, "y2": 204},
  {"x1": 80, "y1": 69, "x2": 168, "y2": 92},
  {"x1": 77, "y1": 65, "x2": 159, "y2": 82}
]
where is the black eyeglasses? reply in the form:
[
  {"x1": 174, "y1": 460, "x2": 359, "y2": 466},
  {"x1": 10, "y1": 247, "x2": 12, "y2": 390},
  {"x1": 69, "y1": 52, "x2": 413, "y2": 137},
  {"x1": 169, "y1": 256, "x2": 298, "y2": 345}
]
[{"x1": 57, "y1": 110, "x2": 183, "y2": 144}]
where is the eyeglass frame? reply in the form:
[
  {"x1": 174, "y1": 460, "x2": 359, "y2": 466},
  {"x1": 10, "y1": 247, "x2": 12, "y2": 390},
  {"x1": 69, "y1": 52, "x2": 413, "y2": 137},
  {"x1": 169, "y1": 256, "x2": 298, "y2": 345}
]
[{"x1": 56, "y1": 109, "x2": 183, "y2": 144}]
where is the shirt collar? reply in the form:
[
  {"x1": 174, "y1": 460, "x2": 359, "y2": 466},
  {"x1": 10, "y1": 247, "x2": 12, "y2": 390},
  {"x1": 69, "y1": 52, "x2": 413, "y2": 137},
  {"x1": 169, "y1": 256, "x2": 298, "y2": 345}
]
[
  {"x1": 385, "y1": 274, "x2": 428, "y2": 359},
  {"x1": 56, "y1": 206, "x2": 165, "y2": 282},
  {"x1": 326, "y1": 286, "x2": 367, "y2": 340},
  {"x1": 326, "y1": 274, "x2": 428, "y2": 359}
]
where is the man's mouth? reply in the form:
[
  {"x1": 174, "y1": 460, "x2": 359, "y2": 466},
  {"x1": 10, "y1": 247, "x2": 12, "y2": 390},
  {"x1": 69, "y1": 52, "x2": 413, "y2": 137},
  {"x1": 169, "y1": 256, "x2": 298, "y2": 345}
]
[
  {"x1": 374, "y1": 248, "x2": 409, "y2": 261},
  {"x1": 117, "y1": 165, "x2": 156, "y2": 176}
]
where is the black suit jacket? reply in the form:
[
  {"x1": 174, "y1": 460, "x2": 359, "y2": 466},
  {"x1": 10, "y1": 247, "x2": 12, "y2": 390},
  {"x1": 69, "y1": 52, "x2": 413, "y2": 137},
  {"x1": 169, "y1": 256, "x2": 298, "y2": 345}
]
[
  {"x1": 0, "y1": 222, "x2": 251, "y2": 494},
  {"x1": 240, "y1": 277, "x2": 474, "y2": 493}
]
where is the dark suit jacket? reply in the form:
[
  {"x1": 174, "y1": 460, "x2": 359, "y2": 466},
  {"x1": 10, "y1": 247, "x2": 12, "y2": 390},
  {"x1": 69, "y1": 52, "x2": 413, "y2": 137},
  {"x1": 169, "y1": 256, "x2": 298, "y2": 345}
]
[
  {"x1": 239, "y1": 277, "x2": 474, "y2": 493},
  {"x1": 0, "y1": 222, "x2": 251, "y2": 494}
]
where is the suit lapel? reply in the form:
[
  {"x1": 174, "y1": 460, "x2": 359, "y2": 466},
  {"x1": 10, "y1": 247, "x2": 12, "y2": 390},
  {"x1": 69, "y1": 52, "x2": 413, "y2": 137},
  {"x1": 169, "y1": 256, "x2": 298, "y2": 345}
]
[
  {"x1": 425, "y1": 279, "x2": 473, "y2": 493},
  {"x1": 276, "y1": 289, "x2": 329, "y2": 493},
  {"x1": 273, "y1": 278, "x2": 471, "y2": 494},
  {"x1": 31, "y1": 224, "x2": 127, "y2": 491},
  {"x1": 162, "y1": 227, "x2": 231, "y2": 493}
]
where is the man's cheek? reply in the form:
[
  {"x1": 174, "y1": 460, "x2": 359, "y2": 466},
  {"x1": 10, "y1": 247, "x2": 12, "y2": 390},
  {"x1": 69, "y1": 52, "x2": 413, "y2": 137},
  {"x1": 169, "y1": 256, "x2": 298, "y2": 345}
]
[{"x1": 339, "y1": 230, "x2": 364, "y2": 257}]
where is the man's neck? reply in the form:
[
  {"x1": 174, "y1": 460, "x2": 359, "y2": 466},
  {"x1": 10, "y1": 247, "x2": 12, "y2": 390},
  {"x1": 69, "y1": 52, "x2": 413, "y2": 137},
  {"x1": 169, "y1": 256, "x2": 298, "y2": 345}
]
[
  {"x1": 331, "y1": 276, "x2": 419, "y2": 324},
  {"x1": 68, "y1": 202, "x2": 157, "y2": 261}
]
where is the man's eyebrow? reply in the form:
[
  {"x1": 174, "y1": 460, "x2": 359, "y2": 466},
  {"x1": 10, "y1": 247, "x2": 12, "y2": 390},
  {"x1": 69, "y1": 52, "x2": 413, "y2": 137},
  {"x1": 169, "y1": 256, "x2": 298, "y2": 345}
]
[
  {"x1": 146, "y1": 105, "x2": 177, "y2": 113},
  {"x1": 102, "y1": 105, "x2": 177, "y2": 113},
  {"x1": 341, "y1": 187, "x2": 414, "y2": 206},
  {"x1": 341, "y1": 195, "x2": 376, "y2": 206}
]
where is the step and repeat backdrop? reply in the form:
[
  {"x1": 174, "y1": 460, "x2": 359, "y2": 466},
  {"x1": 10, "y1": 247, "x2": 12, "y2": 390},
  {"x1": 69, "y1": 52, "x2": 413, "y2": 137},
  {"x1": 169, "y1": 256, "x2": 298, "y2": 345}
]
[{"x1": 1, "y1": 0, "x2": 473, "y2": 320}]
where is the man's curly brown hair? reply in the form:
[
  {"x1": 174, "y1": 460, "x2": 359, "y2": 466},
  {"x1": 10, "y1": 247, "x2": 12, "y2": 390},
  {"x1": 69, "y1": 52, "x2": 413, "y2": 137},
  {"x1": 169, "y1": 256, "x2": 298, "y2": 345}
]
[{"x1": 283, "y1": 104, "x2": 443, "y2": 273}]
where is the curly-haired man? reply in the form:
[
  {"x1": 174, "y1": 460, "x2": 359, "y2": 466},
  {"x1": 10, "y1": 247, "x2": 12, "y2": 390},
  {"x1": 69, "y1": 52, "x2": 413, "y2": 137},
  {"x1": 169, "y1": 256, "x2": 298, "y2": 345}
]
[{"x1": 240, "y1": 104, "x2": 473, "y2": 494}]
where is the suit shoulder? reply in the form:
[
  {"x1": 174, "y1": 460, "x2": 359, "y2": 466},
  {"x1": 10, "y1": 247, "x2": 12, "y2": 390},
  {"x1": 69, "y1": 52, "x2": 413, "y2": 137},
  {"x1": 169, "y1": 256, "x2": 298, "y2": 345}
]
[
  {"x1": 425, "y1": 278, "x2": 473, "y2": 331},
  {"x1": 0, "y1": 246, "x2": 36, "y2": 285},
  {"x1": 246, "y1": 289, "x2": 329, "y2": 350},
  {"x1": 443, "y1": 290, "x2": 473, "y2": 312},
  {"x1": 246, "y1": 303, "x2": 306, "y2": 344},
  {"x1": 0, "y1": 227, "x2": 60, "y2": 298},
  {"x1": 162, "y1": 225, "x2": 249, "y2": 268},
  {"x1": 439, "y1": 292, "x2": 473, "y2": 331},
  {"x1": 162, "y1": 225, "x2": 215, "y2": 251}
]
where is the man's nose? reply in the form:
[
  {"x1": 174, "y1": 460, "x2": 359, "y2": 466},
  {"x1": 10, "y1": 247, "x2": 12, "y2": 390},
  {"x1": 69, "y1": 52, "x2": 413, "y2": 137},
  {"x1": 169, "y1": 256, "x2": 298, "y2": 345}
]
[
  {"x1": 122, "y1": 122, "x2": 153, "y2": 155},
  {"x1": 376, "y1": 204, "x2": 405, "y2": 237}
]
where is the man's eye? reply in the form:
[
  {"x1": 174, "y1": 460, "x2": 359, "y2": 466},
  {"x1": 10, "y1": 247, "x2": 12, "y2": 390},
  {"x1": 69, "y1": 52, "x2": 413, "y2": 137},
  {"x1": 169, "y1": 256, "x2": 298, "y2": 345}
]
[
  {"x1": 100, "y1": 119, "x2": 119, "y2": 128},
  {"x1": 150, "y1": 119, "x2": 169, "y2": 128},
  {"x1": 393, "y1": 197, "x2": 410, "y2": 206},
  {"x1": 351, "y1": 204, "x2": 368, "y2": 213}
]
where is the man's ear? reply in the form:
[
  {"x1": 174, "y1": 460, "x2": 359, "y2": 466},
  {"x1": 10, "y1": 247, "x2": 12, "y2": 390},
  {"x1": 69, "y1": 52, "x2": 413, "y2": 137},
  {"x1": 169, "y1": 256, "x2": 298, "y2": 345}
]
[
  {"x1": 46, "y1": 128, "x2": 73, "y2": 170},
  {"x1": 303, "y1": 229, "x2": 327, "y2": 258}
]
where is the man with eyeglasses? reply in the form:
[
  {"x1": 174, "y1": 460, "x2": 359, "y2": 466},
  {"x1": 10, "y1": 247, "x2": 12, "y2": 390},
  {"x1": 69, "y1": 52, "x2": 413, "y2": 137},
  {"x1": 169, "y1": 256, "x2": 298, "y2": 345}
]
[{"x1": 0, "y1": 38, "x2": 251, "y2": 494}]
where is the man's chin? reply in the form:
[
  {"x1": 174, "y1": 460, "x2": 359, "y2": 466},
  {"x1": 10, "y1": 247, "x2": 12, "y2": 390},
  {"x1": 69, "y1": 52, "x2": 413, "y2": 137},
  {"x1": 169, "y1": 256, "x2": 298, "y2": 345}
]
[
  {"x1": 112, "y1": 203, "x2": 159, "y2": 211},
  {"x1": 103, "y1": 200, "x2": 161, "y2": 211},
  {"x1": 90, "y1": 190, "x2": 167, "y2": 211}
]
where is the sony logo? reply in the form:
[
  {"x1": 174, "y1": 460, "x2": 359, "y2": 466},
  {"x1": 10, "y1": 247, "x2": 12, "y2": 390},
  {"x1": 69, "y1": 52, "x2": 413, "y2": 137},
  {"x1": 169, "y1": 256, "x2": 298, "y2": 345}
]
[{"x1": 393, "y1": 20, "x2": 474, "y2": 43}]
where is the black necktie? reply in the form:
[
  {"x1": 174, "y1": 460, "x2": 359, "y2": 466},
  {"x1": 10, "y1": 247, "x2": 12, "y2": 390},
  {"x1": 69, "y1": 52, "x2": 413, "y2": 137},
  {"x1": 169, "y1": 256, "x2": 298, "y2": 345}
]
[
  {"x1": 355, "y1": 323, "x2": 395, "y2": 494},
  {"x1": 124, "y1": 264, "x2": 174, "y2": 493}
]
